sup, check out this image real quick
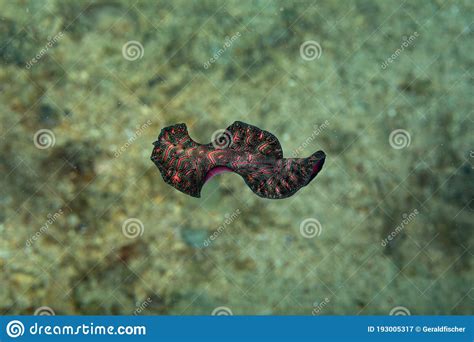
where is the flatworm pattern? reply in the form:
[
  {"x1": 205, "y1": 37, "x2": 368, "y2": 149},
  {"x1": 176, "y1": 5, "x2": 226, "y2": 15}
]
[{"x1": 150, "y1": 121, "x2": 325, "y2": 199}]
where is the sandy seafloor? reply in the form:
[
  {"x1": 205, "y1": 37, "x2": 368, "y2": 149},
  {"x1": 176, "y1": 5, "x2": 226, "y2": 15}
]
[{"x1": 0, "y1": 0, "x2": 472, "y2": 315}]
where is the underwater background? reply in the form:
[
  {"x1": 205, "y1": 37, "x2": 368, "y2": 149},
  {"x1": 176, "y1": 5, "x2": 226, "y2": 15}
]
[{"x1": 0, "y1": 0, "x2": 472, "y2": 315}]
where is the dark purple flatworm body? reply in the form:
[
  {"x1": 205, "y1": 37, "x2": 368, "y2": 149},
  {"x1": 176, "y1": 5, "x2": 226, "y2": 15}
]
[{"x1": 150, "y1": 121, "x2": 325, "y2": 199}]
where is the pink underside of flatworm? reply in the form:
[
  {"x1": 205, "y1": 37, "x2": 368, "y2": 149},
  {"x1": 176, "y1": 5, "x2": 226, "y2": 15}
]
[{"x1": 204, "y1": 166, "x2": 233, "y2": 182}]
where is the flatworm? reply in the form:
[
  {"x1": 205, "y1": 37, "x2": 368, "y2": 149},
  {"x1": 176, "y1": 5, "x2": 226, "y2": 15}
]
[{"x1": 150, "y1": 121, "x2": 325, "y2": 199}]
